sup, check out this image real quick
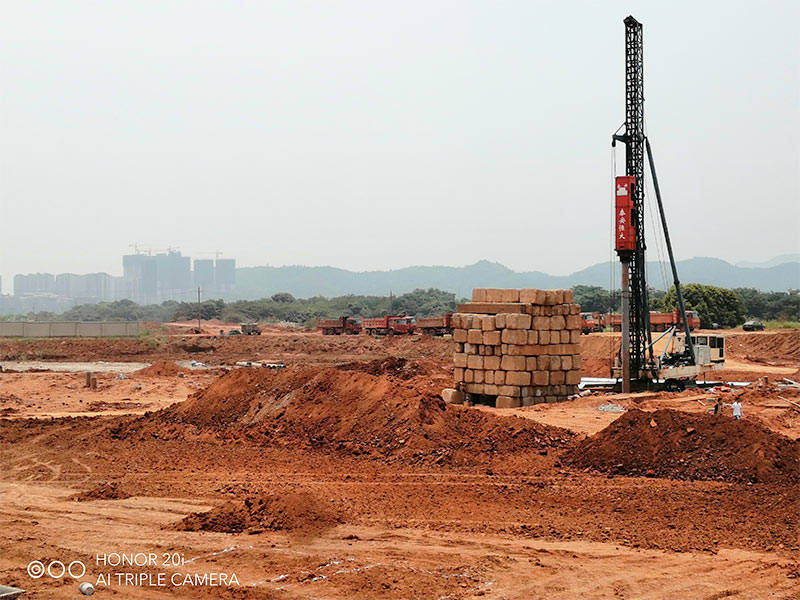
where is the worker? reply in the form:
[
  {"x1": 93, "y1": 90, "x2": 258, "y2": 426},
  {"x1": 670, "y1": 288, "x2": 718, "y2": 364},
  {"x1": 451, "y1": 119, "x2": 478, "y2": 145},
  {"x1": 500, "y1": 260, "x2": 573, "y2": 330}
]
[
  {"x1": 731, "y1": 398, "x2": 742, "y2": 420},
  {"x1": 713, "y1": 398, "x2": 722, "y2": 415}
]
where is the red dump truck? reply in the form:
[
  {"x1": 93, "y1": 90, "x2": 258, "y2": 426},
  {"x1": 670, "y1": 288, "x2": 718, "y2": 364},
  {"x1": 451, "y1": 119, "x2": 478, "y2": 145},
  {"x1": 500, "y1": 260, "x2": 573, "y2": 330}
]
[
  {"x1": 316, "y1": 317, "x2": 361, "y2": 335},
  {"x1": 415, "y1": 313, "x2": 453, "y2": 336},
  {"x1": 580, "y1": 312, "x2": 605, "y2": 334},
  {"x1": 607, "y1": 309, "x2": 700, "y2": 332},
  {"x1": 362, "y1": 315, "x2": 416, "y2": 336}
]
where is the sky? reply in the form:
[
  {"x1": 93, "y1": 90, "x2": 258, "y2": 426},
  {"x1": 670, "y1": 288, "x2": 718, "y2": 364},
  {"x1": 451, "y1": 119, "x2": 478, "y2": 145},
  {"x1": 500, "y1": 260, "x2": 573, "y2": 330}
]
[{"x1": 1, "y1": 0, "x2": 798, "y2": 293}]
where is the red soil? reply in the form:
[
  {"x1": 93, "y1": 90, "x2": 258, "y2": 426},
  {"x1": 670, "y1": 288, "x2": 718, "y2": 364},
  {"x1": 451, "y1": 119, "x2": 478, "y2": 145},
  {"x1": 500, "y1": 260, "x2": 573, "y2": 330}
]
[
  {"x1": 566, "y1": 408, "x2": 800, "y2": 484},
  {"x1": 725, "y1": 330, "x2": 800, "y2": 364},
  {"x1": 175, "y1": 490, "x2": 342, "y2": 537},
  {"x1": 123, "y1": 365, "x2": 575, "y2": 462},
  {"x1": 72, "y1": 480, "x2": 134, "y2": 502},
  {"x1": 135, "y1": 359, "x2": 191, "y2": 377}
]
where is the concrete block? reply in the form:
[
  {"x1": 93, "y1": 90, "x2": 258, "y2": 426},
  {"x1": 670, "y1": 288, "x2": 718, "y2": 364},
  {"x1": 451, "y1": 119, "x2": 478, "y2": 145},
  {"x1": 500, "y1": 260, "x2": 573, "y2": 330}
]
[
  {"x1": 572, "y1": 354, "x2": 582, "y2": 369},
  {"x1": 483, "y1": 330, "x2": 501, "y2": 345},
  {"x1": 527, "y1": 330, "x2": 539, "y2": 344},
  {"x1": 498, "y1": 385, "x2": 522, "y2": 397},
  {"x1": 508, "y1": 313, "x2": 532, "y2": 329},
  {"x1": 501, "y1": 329, "x2": 528, "y2": 344},
  {"x1": 484, "y1": 355, "x2": 501, "y2": 370},
  {"x1": 500, "y1": 355, "x2": 527, "y2": 370},
  {"x1": 505, "y1": 371, "x2": 531, "y2": 386},
  {"x1": 533, "y1": 371, "x2": 549, "y2": 386},
  {"x1": 484, "y1": 370, "x2": 494, "y2": 384},
  {"x1": 480, "y1": 315, "x2": 496, "y2": 331},
  {"x1": 454, "y1": 353, "x2": 468, "y2": 367},
  {"x1": 453, "y1": 368, "x2": 465, "y2": 381},
  {"x1": 559, "y1": 330, "x2": 571, "y2": 344},
  {"x1": 474, "y1": 369, "x2": 484, "y2": 384},
  {"x1": 532, "y1": 316, "x2": 549, "y2": 330},
  {"x1": 494, "y1": 313, "x2": 507, "y2": 328},
  {"x1": 465, "y1": 383, "x2": 485, "y2": 395},
  {"x1": 484, "y1": 384, "x2": 499, "y2": 395},
  {"x1": 467, "y1": 355, "x2": 484, "y2": 369},
  {"x1": 569, "y1": 303, "x2": 580, "y2": 314},
  {"x1": 550, "y1": 371, "x2": 566, "y2": 385},
  {"x1": 570, "y1": 330, "x2": 581, "y2": 343},
  {"x1": 467, "y1": 329, "x2": 483, "y2": 344},
  {"x1": 457, "y1": 302, "x2": 527, "y2": 315},
  {"x1": 566, "y1": 315, "x2": 582, "y2": 330},
  {"x1": 472, "y1": 288, "x2": 489, "y2": 302},
  {"x1": 543, "y1": 290, "x2": 556, "y2": 305},
  {"x1": 563, "y1": 289, "x2": 574, "y2": 303},
  {"x1": 484, "y1": 289, "x2": 505, "y2": 302},
  {"x1": 550, "y1": 315, "x2": 566, "y2": 330},
  {"x1": 566, "y1": 370, "x2": 581, "y2": 385},
  {"x1": 465, "y1": 369, "x2": 474, "y2": 382},
  {"x1": 526, "y1": 357, "x2": 539, "y2": 371},
  {"x1": 442, "y1": 389, "x2": 465, "y2": 404},
  {"x1": 561, "y1": 356, "x2": 572, "y2": 371},
  {"x1": 538, "y1": 330, "x2": 550, "y2": 345},
  {"x1": 453, "y1": 329, "x2": 468, "y2": 343},
  {"x1": 494, "y1": 370, "x2": 505, "y2": 385},
  {"x1": 496, "y1": 396, "x2": 522, "y2": 409}
]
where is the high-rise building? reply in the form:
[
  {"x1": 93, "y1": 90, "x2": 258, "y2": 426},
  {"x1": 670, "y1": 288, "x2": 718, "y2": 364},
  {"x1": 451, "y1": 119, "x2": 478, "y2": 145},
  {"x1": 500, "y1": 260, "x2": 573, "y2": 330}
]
[
  {"x1": 214, "y1": 259, "x2": 236, "y2": 291},
  {"x1": 194, "y1": 259, "x2": 215, "y2": 290}
]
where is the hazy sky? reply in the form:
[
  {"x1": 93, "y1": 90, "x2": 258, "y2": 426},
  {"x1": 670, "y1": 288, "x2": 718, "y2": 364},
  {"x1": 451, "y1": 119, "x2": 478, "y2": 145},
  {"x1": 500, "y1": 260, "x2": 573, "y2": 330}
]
[{"x1": 1, "y1": 0, "x2": 798, "y2": 293}]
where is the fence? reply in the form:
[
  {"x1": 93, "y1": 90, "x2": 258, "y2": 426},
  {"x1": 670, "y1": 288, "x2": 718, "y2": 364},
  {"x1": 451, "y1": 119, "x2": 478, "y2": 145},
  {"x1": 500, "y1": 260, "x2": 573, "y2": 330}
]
[{"x1": 0, "y1": 321, "x2": 142, "y2": 338}]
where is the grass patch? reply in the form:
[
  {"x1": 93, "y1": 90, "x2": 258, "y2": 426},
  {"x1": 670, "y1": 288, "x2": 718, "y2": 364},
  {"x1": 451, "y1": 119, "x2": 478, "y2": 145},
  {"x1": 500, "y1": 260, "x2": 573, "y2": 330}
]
[{"x1": 763, "y1": 320, "x2": 800, "y2": 329}]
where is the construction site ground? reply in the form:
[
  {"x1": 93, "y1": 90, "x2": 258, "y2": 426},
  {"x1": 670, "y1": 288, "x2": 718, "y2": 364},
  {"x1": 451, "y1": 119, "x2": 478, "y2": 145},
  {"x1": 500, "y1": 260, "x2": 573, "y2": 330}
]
[{"x1": 0, "y1": 326, "x2": 798, "y2": 599}]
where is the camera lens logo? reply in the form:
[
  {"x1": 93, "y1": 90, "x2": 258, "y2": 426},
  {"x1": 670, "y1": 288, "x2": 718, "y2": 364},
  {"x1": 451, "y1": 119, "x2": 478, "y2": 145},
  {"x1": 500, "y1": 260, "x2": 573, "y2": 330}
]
[
  {"x1": 27, "y1": 560, "x2": 86, "y2": 579},
  {"x1": 26, "y1": 561, "x2": 45, "y2": 578}
]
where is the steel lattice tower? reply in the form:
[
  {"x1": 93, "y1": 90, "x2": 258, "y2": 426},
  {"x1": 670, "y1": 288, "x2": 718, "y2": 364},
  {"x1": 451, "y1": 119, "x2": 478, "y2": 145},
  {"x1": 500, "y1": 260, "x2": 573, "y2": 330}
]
[{"x1": 620, "y1": 15, "x2": 654, "y2": 376}]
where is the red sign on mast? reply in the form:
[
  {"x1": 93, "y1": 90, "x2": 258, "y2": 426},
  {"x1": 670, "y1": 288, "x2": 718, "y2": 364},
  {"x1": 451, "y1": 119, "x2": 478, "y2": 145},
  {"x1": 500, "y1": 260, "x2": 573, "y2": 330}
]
[{"x1": 615, "y1": 176, "x2": 636, "y2": 252}]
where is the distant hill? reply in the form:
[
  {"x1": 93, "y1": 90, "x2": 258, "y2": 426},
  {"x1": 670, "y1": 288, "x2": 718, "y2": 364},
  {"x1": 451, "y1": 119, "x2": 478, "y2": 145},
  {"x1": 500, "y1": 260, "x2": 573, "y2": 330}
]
[
  {"x1": 736, "y1": 254, "x2": 800, "y2": 268},
  {"x1": 229, "y1": 257, "x2": 800, "y2": 300}
]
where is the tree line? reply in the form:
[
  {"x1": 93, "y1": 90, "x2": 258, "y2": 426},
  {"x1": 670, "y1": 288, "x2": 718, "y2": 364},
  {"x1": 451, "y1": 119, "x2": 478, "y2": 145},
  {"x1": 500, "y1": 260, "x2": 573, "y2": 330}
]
[{"x1": 2, "y1": 285, "x2": 796, "y2": 328}]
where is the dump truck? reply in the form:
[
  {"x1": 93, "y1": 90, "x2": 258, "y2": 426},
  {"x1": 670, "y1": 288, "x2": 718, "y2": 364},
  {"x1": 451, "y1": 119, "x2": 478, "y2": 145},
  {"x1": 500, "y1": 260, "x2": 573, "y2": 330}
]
[
  {"x1": 362, "y1": 315, "x2": 416, "y2": 336},
  {"x1": 415, "y1": 313, "x2": 453, "y2": 336},
  {"x1": 607, "y1": 309, "x2": 699, "y2": 332},
  {"x1": 580, "y1": 312, "x2": 605, "y2": 334},
  {"x1": 317, "y1": 317, "x2": 361, "y2": 335}
]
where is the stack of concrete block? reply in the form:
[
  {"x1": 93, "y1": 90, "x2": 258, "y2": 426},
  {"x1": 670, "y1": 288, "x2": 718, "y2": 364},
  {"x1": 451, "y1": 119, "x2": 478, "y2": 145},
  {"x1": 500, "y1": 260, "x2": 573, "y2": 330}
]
[{"x1": 451, "y1": 288, "x2": 582, "y2": 408}]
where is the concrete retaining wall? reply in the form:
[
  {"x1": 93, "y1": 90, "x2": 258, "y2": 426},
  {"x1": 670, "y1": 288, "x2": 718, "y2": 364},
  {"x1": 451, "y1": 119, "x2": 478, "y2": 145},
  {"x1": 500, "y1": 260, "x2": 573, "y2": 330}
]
[{"x1": 0, "y1": 322, "x2": 142, "y2": 338}]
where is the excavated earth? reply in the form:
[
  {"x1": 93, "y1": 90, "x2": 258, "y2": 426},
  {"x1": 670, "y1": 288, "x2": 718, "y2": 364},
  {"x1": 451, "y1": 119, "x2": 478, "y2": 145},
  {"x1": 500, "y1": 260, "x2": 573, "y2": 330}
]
[{"x1": 0, "y1": 327, "x2": 798, "y2": 599}]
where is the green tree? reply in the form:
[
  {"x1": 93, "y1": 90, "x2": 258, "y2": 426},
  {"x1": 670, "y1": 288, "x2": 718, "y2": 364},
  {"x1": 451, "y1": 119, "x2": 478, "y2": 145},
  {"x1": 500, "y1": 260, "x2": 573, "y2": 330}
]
[{"x1": 662, "y1": 284, "x2": 746, "y2": 328}]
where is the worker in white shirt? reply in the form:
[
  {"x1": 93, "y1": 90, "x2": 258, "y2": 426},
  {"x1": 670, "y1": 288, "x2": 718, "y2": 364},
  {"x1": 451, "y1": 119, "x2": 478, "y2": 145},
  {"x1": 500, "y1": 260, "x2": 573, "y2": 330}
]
[{"x1": 731, "y1": 399, "x2": 742, "y2": 420}]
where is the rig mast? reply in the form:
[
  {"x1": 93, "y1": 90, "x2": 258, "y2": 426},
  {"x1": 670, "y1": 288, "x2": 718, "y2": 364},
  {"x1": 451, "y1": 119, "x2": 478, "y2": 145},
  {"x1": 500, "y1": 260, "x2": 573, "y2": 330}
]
[
  {"x1": 613, "y1": 16, "x2": 653, "y2": 389},
  {"x1": 612, "y1": 16, "x2": 697, "y2": 391}
]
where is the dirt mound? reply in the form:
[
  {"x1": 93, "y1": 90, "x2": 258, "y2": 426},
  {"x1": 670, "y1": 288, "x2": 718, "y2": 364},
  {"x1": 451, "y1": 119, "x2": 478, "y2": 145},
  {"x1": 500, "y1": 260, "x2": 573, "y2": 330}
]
[
  {"x1": 175, "y1": 491, "x2": 341, "y2": 536},
  {"x1": 337, "y1": 357, "x2": 433, "y2": 379},
  {"x1": 135, "y1": 360, "x2": 191, "y2": 377},
  {"x1": 726, "y1": 330, "x2": 800, "y2": 364},
  {"x1": 152, "y1": 366, "x2": 573, "y2": 460},
  {"x1": 566, "y1": 408, "x2": 799, "y2": 484},
  {"x1": 72, "y1": 481, "x2": 133, "y2": 502}
]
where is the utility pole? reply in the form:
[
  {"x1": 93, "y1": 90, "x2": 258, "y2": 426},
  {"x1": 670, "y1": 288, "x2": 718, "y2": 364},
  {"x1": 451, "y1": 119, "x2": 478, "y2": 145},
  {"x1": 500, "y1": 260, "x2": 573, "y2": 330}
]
[{"x1": 197, "y1": 286, "x2": 201, "y2": 332}]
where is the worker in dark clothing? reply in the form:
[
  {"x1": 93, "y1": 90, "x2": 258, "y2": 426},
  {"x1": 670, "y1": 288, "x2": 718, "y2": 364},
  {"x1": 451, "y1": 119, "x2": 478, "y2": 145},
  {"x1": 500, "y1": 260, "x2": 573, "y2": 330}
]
[{"x1": 713, "y1": 398, "x2": 722, "y2": 415}]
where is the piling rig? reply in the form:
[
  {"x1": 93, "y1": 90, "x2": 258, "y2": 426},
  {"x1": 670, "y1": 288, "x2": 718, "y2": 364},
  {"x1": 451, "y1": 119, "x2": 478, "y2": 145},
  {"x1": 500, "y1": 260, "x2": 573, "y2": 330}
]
[{"x1": 611, "y1": 16, "x2": 723, "y2": 392}]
